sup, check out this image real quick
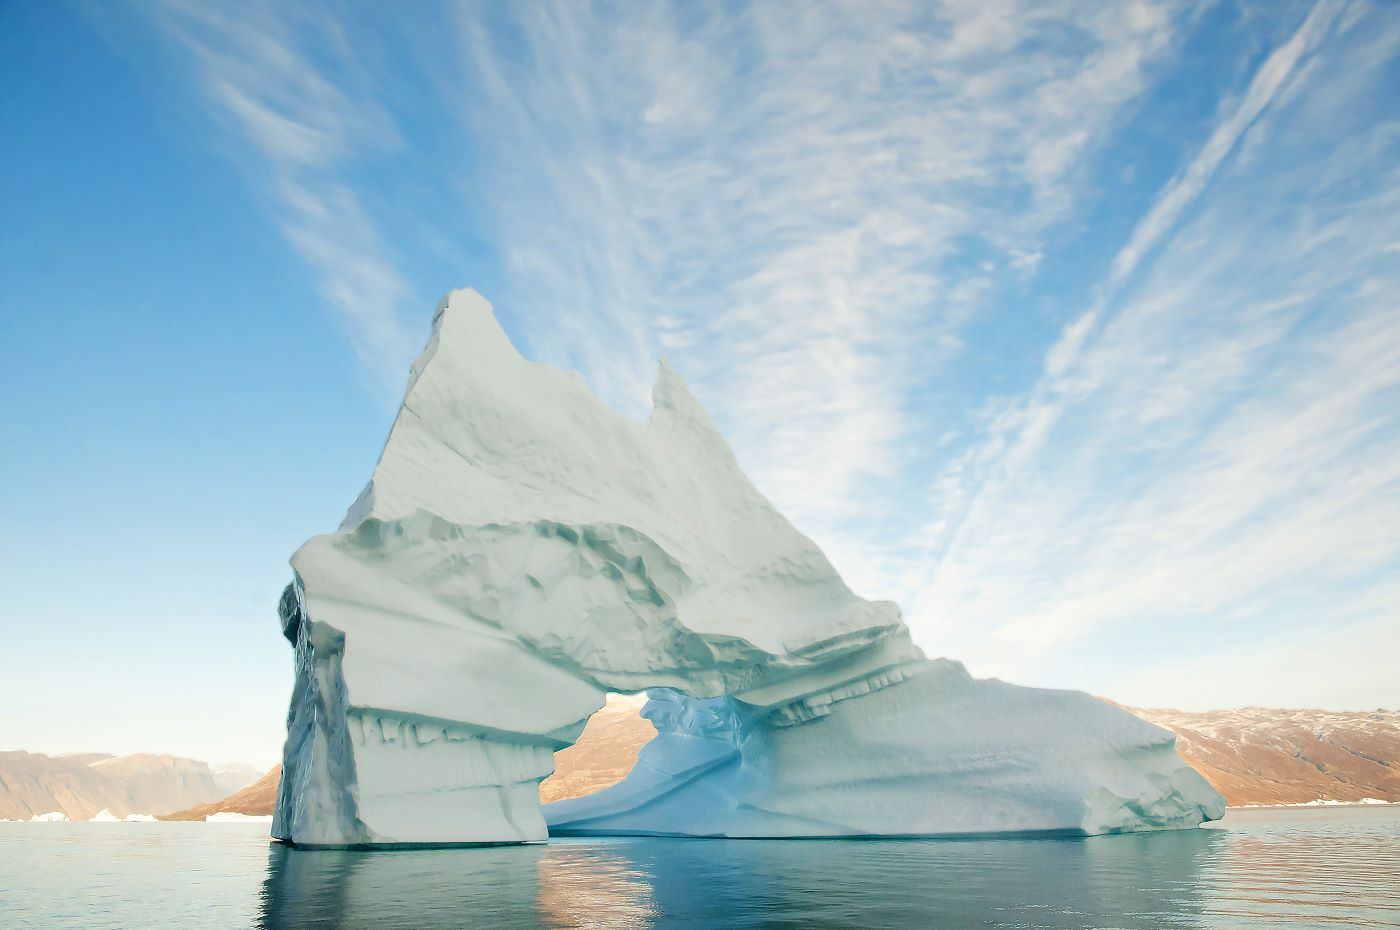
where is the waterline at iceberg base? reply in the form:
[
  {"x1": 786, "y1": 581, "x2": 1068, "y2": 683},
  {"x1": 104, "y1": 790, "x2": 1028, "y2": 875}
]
[{"x1": 272, "y1": 288, "x2": 1223, "y2": 848}]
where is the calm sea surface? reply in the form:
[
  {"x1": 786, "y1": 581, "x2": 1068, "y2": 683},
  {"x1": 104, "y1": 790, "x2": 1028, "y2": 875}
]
[{"x1": 1, "y1": 807, "x2": 1397, "y2": 929}]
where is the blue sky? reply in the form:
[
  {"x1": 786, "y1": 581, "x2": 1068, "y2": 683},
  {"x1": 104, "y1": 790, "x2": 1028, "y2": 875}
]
[{"x1": 2, "y1": 0, "x2": 1397, "y2": 768}]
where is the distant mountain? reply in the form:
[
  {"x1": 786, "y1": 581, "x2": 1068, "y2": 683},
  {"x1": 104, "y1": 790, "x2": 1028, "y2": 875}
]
[
  {"x1": 1131, "y1": 706, "x2": 1400, "y2": 806},
  {"x1": 162, "y1": 765, "x2": 281, "y2": 821},
  {"x1": 1, "y1": 752, "x2": 128, "y2": 821},
  {"x1": 0, "y1": 751, "x2": 260, "y2": 821},
  {"x1": 13, "y1": 702, "x2": 1396, "y2": 822},
  {"x1": 211, "y1": 763, "x2": 263, "y2": 797}
]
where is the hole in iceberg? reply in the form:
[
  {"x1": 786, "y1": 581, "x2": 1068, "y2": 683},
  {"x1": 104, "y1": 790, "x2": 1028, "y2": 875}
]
[{"x1": 541, "y1": 693, "x2": 656, "y2": 806}]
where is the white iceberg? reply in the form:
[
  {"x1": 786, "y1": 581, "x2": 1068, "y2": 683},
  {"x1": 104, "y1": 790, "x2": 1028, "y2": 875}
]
[
  {"x1": 273, "y1": 289, "x2": 1224, "y2": 847},
  {"x1": 29, "y1": 811, "x2": 68, "y2": 822},
  {"x1": 205, "y1": 812, "x2": 274, "y2": 822},
  {"x1": 88, "y1": 809, "x2": 120, "y2": 822}
]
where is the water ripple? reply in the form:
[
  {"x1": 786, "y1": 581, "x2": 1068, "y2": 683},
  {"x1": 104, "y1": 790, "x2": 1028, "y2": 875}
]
[{"x1": 0, "y1": 806, "x2": 1396, "y2": 928}]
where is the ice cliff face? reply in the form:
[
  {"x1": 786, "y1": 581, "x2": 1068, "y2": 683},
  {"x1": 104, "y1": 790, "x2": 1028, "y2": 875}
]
[{"x1": 273, "y1": 289, "x2": 1224, "y2": 847}]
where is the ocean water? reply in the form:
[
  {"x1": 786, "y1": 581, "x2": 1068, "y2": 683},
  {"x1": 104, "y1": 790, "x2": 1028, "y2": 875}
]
[{"x1": 1, "y1": 807, "x2": 1397, "y2": 929}]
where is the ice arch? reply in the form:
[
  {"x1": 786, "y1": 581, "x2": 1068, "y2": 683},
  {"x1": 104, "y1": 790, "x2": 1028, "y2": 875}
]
[{"x1": 272, "y1": 289, "x2": 1222, "y2": 848}]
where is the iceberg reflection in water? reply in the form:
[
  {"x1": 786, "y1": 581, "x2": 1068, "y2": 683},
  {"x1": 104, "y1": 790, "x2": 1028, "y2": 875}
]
[
  {"x1": 254, "y1": 808, "x2": 1400, "y2": 929},
  {"x1": 2, "y1": 808, "x2": 1395, "y2": 928},
  {"x1": 259, "y1": 830, "x2": 1223, "y2": 929}
]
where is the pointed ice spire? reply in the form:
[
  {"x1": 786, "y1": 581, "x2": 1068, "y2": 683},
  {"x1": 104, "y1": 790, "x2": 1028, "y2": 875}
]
[
  {"x1": 649, "y1": 359, "x2": 742, "y2": 472},
  {"x1": 405, "y1": 288, "x2": 522, "y2": 395},
  {"x1": 436, "y1": 288, "x2": 522, "y2": 362},
  {"x1": 651, "y1": 359, "x2": 716, "y2": 429}
]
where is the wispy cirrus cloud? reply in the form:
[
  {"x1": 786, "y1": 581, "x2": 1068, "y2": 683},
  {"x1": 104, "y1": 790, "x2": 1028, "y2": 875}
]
[
  {"x1": 908, "y1": 1, "x2": 1400, "y2": 706},
  {"x1": 442, "y1": 1, "x2": 1198, "y2": 572},
  {"x1": 906, "y1": 0, "x2": 1350, "y2": 595},
  {"x1": 146, "y1": 0, "x2": 420, "y2": 388}
]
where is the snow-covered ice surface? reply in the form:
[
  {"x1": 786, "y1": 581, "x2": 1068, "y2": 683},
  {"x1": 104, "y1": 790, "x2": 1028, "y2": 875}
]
[
  {"x1": 273, "y1": 289, "x2": 1224, "y2": 847},
  {"x1": 205, "y1": 812, "x2": 274, "y2": 823},
  {"x1": 85, "y1": 809, "x2": 158, "y2": 823}
]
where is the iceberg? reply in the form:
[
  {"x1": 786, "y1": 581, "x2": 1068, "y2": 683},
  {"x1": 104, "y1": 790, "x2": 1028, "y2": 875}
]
[
  {"x1": 273, "y1": 288, "x2": 1223, "y2": 847},
  {"x1": 87, "y1": 808, "x2": 157, "y2": 823},
  {"x1": 205, "y1": 812, "x2": 274, "y2": 823}
]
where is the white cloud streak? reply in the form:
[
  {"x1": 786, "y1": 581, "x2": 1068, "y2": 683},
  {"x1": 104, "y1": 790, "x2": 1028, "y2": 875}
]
[
  {"x1": 443, "y1": 1, "x2": 1195, "y2": 576},
  {"x1": 1108, "y1": 0, "x2": 1343, "y2": 289},
  {"x1": 147, "y1": 0, "x2": 420, "y2": 388},
  {"x1": 909, "y1": 2, "x2": 1400, "y2": 708}
]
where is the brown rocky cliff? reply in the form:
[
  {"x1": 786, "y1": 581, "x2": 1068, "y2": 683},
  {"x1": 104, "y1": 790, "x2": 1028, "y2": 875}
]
[
  {"x1": 0, "y1": 751, "x2": 233, "y2": 821},
  {"x1": 160, "y1": 765, "x2": 281, "y2": 821},
  {"x1": 1131, "y1": 706, "x2": 1400, "y2": 806}
]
